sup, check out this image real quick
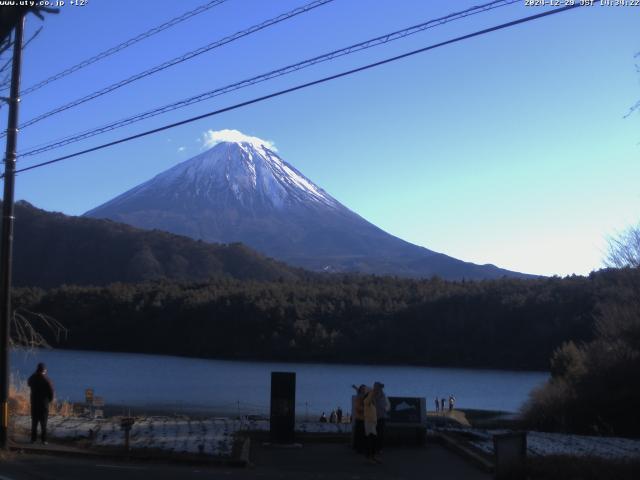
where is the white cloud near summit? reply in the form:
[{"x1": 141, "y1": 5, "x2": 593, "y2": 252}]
[{"x1": 201, "y1": 129, "x2": 277, "y2": 151}]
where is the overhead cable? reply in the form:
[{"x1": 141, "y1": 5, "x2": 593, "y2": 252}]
[
  {"x1": 15, "y1": 0, "x2": 230, "y2": 96},
  {"x1": 19, "y1": 0, "x2": 518, "y2": 157},
  {"x1": 8, "y1": 0, "x2": 335, "y2": 137},
  {"x1": 10, "y1": 4, "x2": 582, "y2": 176}
]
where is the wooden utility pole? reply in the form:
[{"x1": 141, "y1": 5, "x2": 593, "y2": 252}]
[{"x1": 0, "y1": 11, "x2": 25, "y2": 450}]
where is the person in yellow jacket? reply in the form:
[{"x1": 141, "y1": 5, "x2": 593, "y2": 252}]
[
  {"x1": 363, "y1": 386, "x2": 380, "y2": 463},
  {"x1": 351, "y1": 384, "x2": 367, "y2": 453}
]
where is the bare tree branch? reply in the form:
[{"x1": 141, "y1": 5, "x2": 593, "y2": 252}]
[
  {"x1": 624, "y1": 51, "x2": 640, "y2": 118},
  {"x1": 605, "y1": 223, "x2": 640, "y2": 268},
  {"x1": 10, "y1": 308, "x2": 67, "y2": 350}
]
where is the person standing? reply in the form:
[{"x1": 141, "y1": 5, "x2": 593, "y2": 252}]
[
  {"x1": 336, "y1": 406, "x2": 343, "y2": 424},
  {"x1": 449, "y1": 394, "x2": 456, "y2": 412},
  {"x1": 329, "y1": 410, "x2": 337, "y2": 423},
  {"x1": 363, "y1": 386, "x2": 380, "y2": 464},
  {"x1": 351, "y1": 384, "x2": 367, "y2": 453},
  {"x1": 440, "y1": 397, "x2": 445, "y2": 414},
  {"x1": 373, "y1": 382, "x2": 390, "y2": 456},
  {"x1": 434, "y1": 397, "x2": 439, "y2": 413},
  {"x1": 28, "y1": 363, "x2": 54, "y2": 444}
]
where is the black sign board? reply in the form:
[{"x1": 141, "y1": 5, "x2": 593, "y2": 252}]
[
  {"x1": 270, "y1": 372, "x2": 296, "y2": 443},
  {"x1": 387, "y1": 397, "x2": 426, "y2": 424}
]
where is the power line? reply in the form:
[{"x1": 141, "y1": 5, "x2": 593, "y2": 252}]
[
  {"x1": 0, "y1": 26, "x2": 41, "y2": 103},
  {"x1": 19, "y1": 0, "x2": 519, "y2": 158},
  {"x1": 12, "y1": 0, "x2": 230, "y2": 96},
  {"x1": 10, "y1": 3, "x2": 581, "y2": 177},
  {"x1": 7, "y1": 0, "x2": 335, "y2": 137}
]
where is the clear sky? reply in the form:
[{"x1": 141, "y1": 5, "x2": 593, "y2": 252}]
[{"x1": 2, "y1": 0, "x2": 639, "y2": 277}]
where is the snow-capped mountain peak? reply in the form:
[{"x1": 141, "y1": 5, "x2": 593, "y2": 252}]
[
  {"x1": 201, "y1": 128, "x2": 277, "y2": 152},
  {"x1": 85, "y1": 130, "x2": 530, "y2": 280},
  {"x1": 96, "y1": 131, "x2": 338, "y2": 213}
]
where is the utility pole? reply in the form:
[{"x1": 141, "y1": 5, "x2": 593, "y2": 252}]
[{"x1": 0, "y1": 12, "x2": 25, "y2": 450}]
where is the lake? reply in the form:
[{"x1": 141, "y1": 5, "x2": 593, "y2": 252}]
[{"x1": 10, "y1": 348, "x2": 548, "y2": 417}]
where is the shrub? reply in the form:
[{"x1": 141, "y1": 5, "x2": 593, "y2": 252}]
[{"x1": 522, "y1": 277, "x2": 640, "y2": 436}]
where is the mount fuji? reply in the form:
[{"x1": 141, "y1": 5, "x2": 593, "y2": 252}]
[{"x1": 85, "y1": 130, "x2": 528, "y2": 280}]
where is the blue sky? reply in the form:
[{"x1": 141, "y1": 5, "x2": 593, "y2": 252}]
[{"x1": 2, "y1": 0, "x2": 639, "y2": 276}]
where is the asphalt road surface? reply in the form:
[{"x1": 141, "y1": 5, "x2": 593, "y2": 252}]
[{"x1": 0, "y1": 443, "x2": 492, "y2": 480}]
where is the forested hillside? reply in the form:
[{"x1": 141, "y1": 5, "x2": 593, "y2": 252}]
[
  {"x1": 14, "y1": 269, "x2": 630, "y2": 371},
  {"x1": 10, "y1": 201, "x2": 304, "y2": 287}
]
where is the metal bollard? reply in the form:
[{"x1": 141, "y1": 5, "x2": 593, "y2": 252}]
[
  {"x1": 493, "y1": 431, "x2": 527, "y2": 479},
  {"x1": 120, "y1": 417, "x2": 135, "y2": 452}
]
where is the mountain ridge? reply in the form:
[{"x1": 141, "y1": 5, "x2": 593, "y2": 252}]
[
  {"x1": 85, "y1": 133, "x2": 533, "y2": 280},
  {"x1": 10, "y1": 200, "x2": 305, "y2": 288}
]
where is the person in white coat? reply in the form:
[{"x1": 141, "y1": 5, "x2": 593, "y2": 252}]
[{"x1": 373, "y1": 382, "x2": 390, "y2": 455}]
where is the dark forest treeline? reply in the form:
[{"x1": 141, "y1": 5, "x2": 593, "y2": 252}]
[{"x1": 14, "y1": 268, "x2": 636, "y2": 371}]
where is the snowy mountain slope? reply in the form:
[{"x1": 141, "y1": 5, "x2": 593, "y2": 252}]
[{"x1": 85, "y1": 131, "x2": 530, "y2": 280}]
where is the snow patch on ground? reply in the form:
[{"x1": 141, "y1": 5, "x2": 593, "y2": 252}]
[
  {"x1": 440, "y1": 426, "x2": 640, "y2": 460},
  {"x1": 13, "y1": 415, "x2": 239, "y2": 457},
  {"x1": 12, "y1": 416, "x2": 351, "y2": 458},
  {"x1": 16, "y1": 415, "x2": 638, "y2": 461},
  {"x1": 237, "y1": 418, "x2": 350, "y2": 434}
]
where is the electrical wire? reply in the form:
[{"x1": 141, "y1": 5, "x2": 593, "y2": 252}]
[
  {"x1": 7, "y1": 0, "x2": 335, "y2": 137},
  {"x1": 18, "y1": 0, "x2": 519, "y2": 158},
  {"x1": 0, "y1": 26, "x2": 42, "y2": 107},
  {"x1": 13, "y1": 0, "x2": 230, "y2": 96},
  {"x1": 10, "y1": 4, "x2": 582, "y2": 177}
]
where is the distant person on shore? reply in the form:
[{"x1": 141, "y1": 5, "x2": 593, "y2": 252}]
[
  {"x1": 351, "y1": 384, "x2": 367, "y2": 453},
  {"x1": 363, "y1": 386, "x2": 380, "y2": 463},
  {"x1": 441, "y1": 397, "x2": 445, "y2": 413},
  {"x1": 336, "y1": 406, "x2": 343, "y2": 423},
  {"x1": 434, "y1": 397, "x2": 439, "y2": 413},
  {"x1": 319, "y1": 412, "x2": 327, "y2": 423},
  {"x1": 28, "y1": 362, "x2": 54, "y2": 445},
  {"x1": 373, "y1": 382, "x2": 390, "y2": 456},
  {"x1": 449, "y1": 395, "x2": 455, "y2": 412},
  {"x1": 329, "y1": 410, "x2": 337, "y2": 423}
]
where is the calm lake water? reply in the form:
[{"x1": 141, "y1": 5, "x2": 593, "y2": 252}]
[{"x1": 11, "y1": 349, "x2": 548, "y2": 416}]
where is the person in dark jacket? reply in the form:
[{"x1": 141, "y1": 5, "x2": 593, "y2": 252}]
[{"x1": 27, "y1": 362, "x2": 54, "y2": 444}]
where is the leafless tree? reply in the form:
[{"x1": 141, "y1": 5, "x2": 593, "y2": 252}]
[
  {"x1": 605, "y1": 223, "x2": 640, "y2": 268},
  {"x1": 11, "y1": 308, "x2": 66, "y2": 350}
]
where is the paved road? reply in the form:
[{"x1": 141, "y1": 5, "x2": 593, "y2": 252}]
[
  {"x1": 0, "y1": 454, "x2": 225, "y2": 480},
  {"x1": 250, "y1": 441, "x2": 491, "y2": 480},
  {"x1": 0, "y1": 442, "x2": 491, "y2": 479}
]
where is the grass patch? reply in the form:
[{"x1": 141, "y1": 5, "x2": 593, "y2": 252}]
[
  {"x1": 459, "y1": 409, "x2": 522, "y2": 429},
  {"x1": 427, "y1": 409, "x2": 522, "y2": 429}
]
